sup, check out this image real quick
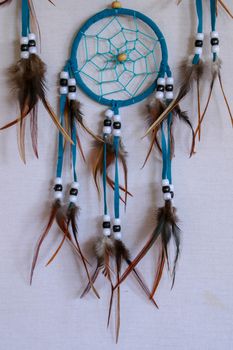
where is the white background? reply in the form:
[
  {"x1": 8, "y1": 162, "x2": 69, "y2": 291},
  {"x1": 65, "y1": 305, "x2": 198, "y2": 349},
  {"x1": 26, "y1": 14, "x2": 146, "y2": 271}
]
[{"x1": 0, "y1": 1, "x2": 233, "y2": 349}]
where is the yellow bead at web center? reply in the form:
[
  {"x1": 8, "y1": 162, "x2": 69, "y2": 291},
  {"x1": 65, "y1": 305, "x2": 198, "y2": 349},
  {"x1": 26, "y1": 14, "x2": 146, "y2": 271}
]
[{"x1": 117, "y1": 53, "x2": 127, "y2": 62}]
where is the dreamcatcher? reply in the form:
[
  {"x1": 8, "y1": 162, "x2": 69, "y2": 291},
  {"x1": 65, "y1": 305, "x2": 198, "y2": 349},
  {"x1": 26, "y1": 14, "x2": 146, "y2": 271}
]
[
  {"x1": 0, "y1": 0, "x2": 70, "y2": 163},
  {"x1": 46, "y1": 0, "x2": 194, "y2": 341},
  {"x1": 150, "y1": 0, "x2": 232, "y2": 153}
]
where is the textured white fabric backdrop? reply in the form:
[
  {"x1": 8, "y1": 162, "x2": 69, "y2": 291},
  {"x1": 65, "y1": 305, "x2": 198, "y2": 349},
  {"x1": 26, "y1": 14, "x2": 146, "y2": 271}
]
[{"x1": 0, "y1": 1, "x2": 233, "y2": 349}]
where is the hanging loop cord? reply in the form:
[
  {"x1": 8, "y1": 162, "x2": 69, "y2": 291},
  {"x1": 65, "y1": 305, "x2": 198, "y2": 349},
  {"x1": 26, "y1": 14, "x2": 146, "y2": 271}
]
[
  {"x1": 161, "y1": 113, "x2": 173, "y2": 186},
  {"x1": 210, "y1": 0, "x2": 218, "y2": 62},
  {"x1": 193, "y1": 0, "x2": 203, "y2": 65},
  {"x1": 22, "y1": 0, "x2": 30, "y2": 36},
  {"x1": 56, "y1": 64, "x2": 70, "y2": 179}
]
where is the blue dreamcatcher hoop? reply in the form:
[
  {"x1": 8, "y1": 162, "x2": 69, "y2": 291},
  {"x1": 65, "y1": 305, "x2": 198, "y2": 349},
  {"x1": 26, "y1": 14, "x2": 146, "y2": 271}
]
[{"x1": 69, "y1": 7, "x2": 171, "y2": 108}]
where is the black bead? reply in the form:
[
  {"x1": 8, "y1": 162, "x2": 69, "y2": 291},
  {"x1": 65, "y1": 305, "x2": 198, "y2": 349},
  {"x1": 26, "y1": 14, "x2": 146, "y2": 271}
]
[
  {"x1": 171, "y1": 191, "x2": 174, "y2": 199},
  {"x1": 28, "y1": 40, "x2": 36, "y2": 47},
  {"x1": 157, "y1": 85, "x2": 164, "y2": 92},
  {"x1": 113, "y1": 225, "x2": 121, "y2": 232},
  {"x1": 166, "y1": 84, "x2": 173, "y2": 92},
  {"x1": 195, "y1": 40, "x2": 203, "y2": 47},
  {"x1": 103, "y1": 222, "x2": 111, "y2": 229},
  {"x1": 162, "y1": 186, "x2": 170, "y2": 193},
  {"x1": 60, "y1": 79, "x2": 68, "y2": 87},
  {"x1": 68, "y1": 85, "x2": 76, "y2": 93},
  {"x1": 70, "y1": 188, "x2": 78, "y2": 196},
  {"x1": 104, "y1": 119, "x2": 112, "y2": 127},
  {"x1": 21, "y1": 44, "x2": 28, "y2": 52},
  {"x1": 211, "y1": 38, "x2": 219, "y2": 46},
  {"x1": 54, "y1": 184, "x2": 63, "y2": 192},
  {"x1": 113, "y1": 121, "x2": 121, "y2": 129}
]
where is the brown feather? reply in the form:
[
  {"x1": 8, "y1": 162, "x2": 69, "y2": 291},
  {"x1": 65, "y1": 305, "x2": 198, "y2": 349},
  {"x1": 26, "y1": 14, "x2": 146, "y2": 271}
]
[
  {"x1": 197, "y1": 78, "x2": 201, "y2": 141},
  {"x1": 218, "y1": 73, "x2": 233, "y2": 126},
  {"x1": 3, "y1": 55, "x2": 72, "y2": 149},
  {"x1": 69, "y1": 100, "x2": 102, "y2": 143},
  {"x1": 144, "y1": 59, "x2": 204, "y2": 137},
  {"x1": 114, "y1": 201, "x2": 180, "y2": 291},
  {"x1": 30, "y1": 200, "x2": 61, "y2": 284},
  {"x1": 112, "y1": 239, "x2": 159, "y2": 307},
  {"x1": 92, "y1": 136, "x2": 129, "y2": 201},
  {"x1": 66, "y1": 203, "x2": 100, "y2": 299},
  {"x1": 150, "y1": 248, "x2": 165, "y2": 299},
  {"x1": 81, "y1": 236, "x2": 114, "y2": 298},
  {"x1": 45, "y1": 229, "x2": 68, "y2": 266},
  {"x1": 218, "y1": 0, "x2": 233, "y2": 18},
  {"x1": 30, "y1": 105, "x2": 39, "y2": 158}
]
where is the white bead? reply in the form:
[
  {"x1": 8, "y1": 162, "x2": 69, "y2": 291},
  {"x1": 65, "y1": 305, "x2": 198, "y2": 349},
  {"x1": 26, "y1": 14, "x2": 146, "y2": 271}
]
[
  {"x1": 166, "y1": 77, "x2": 174, "y2": 85},
  {"x1": 105, "y1": 109, "x2": 114, "y2": 118},
  {"x1": 164, "y1": 192, "x2": 172, "y2": 201},
  {"x1": 68, "y1": 78, "x2": 76, "y2": 86},
  {"x1": 211, "y1": 45, "x2": 220, "y2": 54},
  {"x1": 69, "y1": 195, "x2": 78, "y2": 203},
  {"x1": 71, "y1": 182, "x2": 80, "y2": 190},
  {"x1": 157, "y1": 77, "x2": 165, "y2": 85},
  {"x1": 196, "y1": 32, "x2": 204, "y2": 40},
  {"x1": 165, "y1": 91, "x2": 174, "y2": 100},
  {"x1": 20, "y1": 51, "x2": 29, "y2": 59},
  {"x1": 103, "y1": 215, "x2": 111, "y2": 222},
  {"x1": 60, "y1": 71, "x2": 69, "y2": 79},
  {"x1": 113, "y1": 218, "x2": 121, "y2": 225},
  {"x1": 54, "y1": 191, "x2": 63, "y2": 200},
  {"x1": 20, "y1": 36, "x2": 28, "y2": 44},
  {"x1": 194, "y1": 47, "x2": 203, "y2": 55},
  {"x1": 68, "y1": 92, "x2": 77, "y2": 100},
  {"x1": 103, "y1": 228, "x2": 111, "y2": 237},
  {"x1": 155, "y1": 91, "x2": 164, "y2": 100},
  {"x1": 170, "y1": 184, "x2": 174, "y2": 192},
  {"x1": 103, "y1": 126, "x2": 112, "y2": 135},
  {"x1": 114, "y1": 232, "x2": 122, "y2": 240},
  {"x1": 29, "y1": 46, "x2": 37, "y2": 54},
  {"x1": 113, "y1": 114, "x2": 121, "y2": 122},
  {"x1": 54, "y1": 177, "x2": 62, "y2": 185},
  {"x1": 60, "y1": 86, "x2": 68, "y2": 95},
  {"x1": 211, "y1": 31, "x2": 219, "y2": 38},
  {"x1": 113, "y1": 129, "x2": 121, "y2": 137},
  {"x1": 162, "y1": 179, "x2": 169, "y2": 186},
  {"x1": 28, "y1": 33, "x2": 36, "y2": 41}
]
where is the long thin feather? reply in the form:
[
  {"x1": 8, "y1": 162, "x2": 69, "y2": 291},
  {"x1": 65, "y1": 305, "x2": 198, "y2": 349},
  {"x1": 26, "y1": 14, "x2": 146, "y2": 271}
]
[
  {"x1": 30, "y1": 200, "x2": 61, "y2": 284},
  {"x1": 67, "y1": 204, "x2": 100, "y2": 299}
]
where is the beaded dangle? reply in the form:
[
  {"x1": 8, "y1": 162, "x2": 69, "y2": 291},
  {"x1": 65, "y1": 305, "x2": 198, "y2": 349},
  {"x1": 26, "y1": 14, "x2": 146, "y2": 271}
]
[
  {"x1": 146, "y1": 0, "x2": 232, "y2": 152},
  {"x1": 0, "y1": 0, "x2": 69, "y2": 162},
  {"x1": 30, "y1": 65, "x2": 100, "y2": 299},
  {"x1": 114, "y1": 64, "x2": 189, "y2": 300}
]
